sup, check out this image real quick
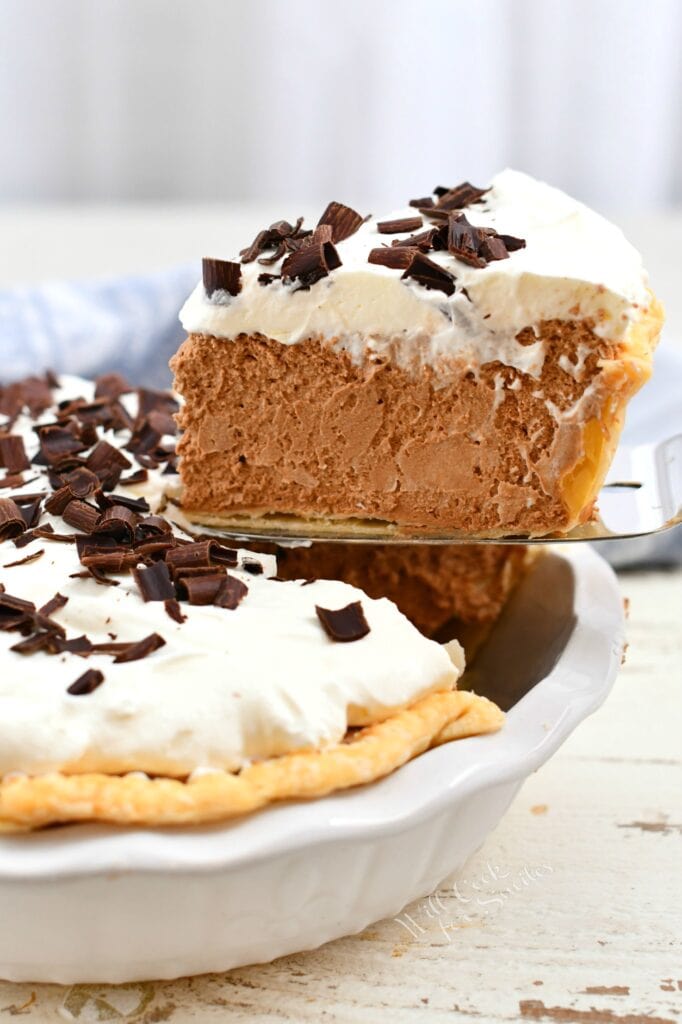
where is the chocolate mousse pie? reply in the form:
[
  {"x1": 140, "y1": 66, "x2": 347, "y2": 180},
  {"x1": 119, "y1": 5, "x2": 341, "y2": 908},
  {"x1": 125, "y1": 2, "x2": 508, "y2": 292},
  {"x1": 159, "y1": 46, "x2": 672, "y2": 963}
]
[
  {"x1": 172, "y1": 169, "x2": 662, "y2": 537},
  {"x1": 0, "y1": 374, "x2": 501, "y2": 831}
]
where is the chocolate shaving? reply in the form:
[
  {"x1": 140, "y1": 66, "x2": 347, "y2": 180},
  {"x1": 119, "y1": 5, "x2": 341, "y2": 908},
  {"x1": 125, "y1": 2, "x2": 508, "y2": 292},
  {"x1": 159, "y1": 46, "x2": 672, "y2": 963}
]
[
  {"x1": 498, "y1": 233, "x2": 526, "y2": 253},
  {"x1": 32, "y1": 527, "x2": 77, "y2": 544},
  {"x1": 214, "y1": 574, "x2": 248, "y2": 609},
  {"x1": 0, "y1": 435, "x2": 30, "y2": 474},
  {"x1": 409, "y1": 196, "x2": 434, "y2": 209},
  {"x1": 240, "y1": 558, "x2": 263, "y2": 576},
  {"x1": 0, "y1": 591, "x2": 36, "y2": 631},
  {"x1": 93, "y1": 505, "x2": 140, "y2": 543},
  {"x1": 96, "y1": 491, "x2": 150, "y2": 515},
  {"x1": 12, "y1": 496, "x2": 43, "y2": 528},
  {"x1": 44, "y1": 485, "x2": 76, "y2": 516},
  {"x1": 258, "y1": 273, "x2": 280, "y2": 287},
  {"x1": 391, "y1": 227, "x2": 444, "y2": 251},
  {"x1": 80, "y1": 549, "x2": 139, "y2": 573},
  {"x1": 164, "y1": 598, "x2": 186, "y2": 623},
  {"x1": 133, "y1": 561, "x2": 175, "y2": 602},
  {"x1": 376, "y1": 216, "x2": 423, "y2": 235},
  {"x1": 179, "y1": 574, "x2": 226, "y2": 605},
  {"x1": 367, "y1": 247, "x2": 417, "y2": 270},
  {"x1": 315, "y1": 601, "x2": 370, "y2": 643},
  {"x1": 166, "y1": 539, "x2": 237, "y2": 572},
  {"x1": 54, "y1": 635, "x2": 94, "y2": 656},
  {"x1": 70, "y1": 568, "x2": 120, "y2": 587},
  {"x1": 240, "y1": 217, "x2": 310, "y2": 264},
  {"x1": 63, "y1": 466, "x2": 101, "y2": 500},
  {"x1": 112, "y1": 632, "x2": 166, "y2": 664},
  {"x1": 281, "y1": 226, "x2": 341, "y2": 289},
  {"x1": 119, "y1": 467, "x2": 148, "y2": 487},
  {"x1": 62, "y1": 500, "x2": 101, "y2": 535},
  {"x1": 0, "y1": 498, "x2": 26, "y2": 540},
  {"x1": 202, "y1": 257, "x2": 242, "y2": 298},
  {"x1": 402, "y1": 252, "x2": 456, "y2": 295},
  {"x1": 36, "y1": 424, "x2": 87, "y2": 465},
  {"x1": 85, "y1": 440, "x2": 132, "y2": 490},
  {"x1": 10, "y1": 632, "x2": 53, "y2": 655},
  {"x1": 447, "y1": 213, "x2": 486, "y2": 268},
  {"x1": 3, "y1": 548, "x2": 44, "y2": 568},
  {"x1": 67, "y1": 669, "x2": 104, "y2": 696},
  {"x1": 432, "y1": 182, "x2": 489, "y2": 211},
  {"x1": 39, "y1": 593, "x2": 68, "y2": 617},
  {"x1": 0, "y1": 473, "x2": 27, "y2": 490},
  {"x1": 94, "y1": 372, "x2": 132, "y2": 400},
  {"x1": 317, "y1": 201, "x2": 364, "y2": 243}
]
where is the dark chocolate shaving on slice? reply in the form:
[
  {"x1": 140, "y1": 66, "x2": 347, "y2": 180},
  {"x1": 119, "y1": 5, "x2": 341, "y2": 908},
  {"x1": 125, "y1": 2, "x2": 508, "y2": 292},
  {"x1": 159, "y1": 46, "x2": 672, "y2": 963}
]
[
  {"x1": 179, "y1": 574, "x2": 227, "y2": 605},
  {"x1": 391, "y1": 227, "x2": 445, "y2": 252},
  {"x1": 202, "y1": 258, "x2": 242, "y2": 298},
  {"x1": 240, "y1": 558, "x2": 263, "y2": 576},
  {"x1": 409, "y1": 196, "x2": 434, "y2": 209},
  {"x1": 133, "y1": 561, "x2": 175, "y2": 602},
  {"x1": 85, "y1": 440, "x2": 132, "y2": 490},
  {"x1": 36, "y1": 424, "x2": 87, "y2": 465},
  {"x1": 79, "y1": 549, "x2": 139, "y2": 573},
  {"x1": 498, "y1": 233, "x2": 526, "y2": 253},
  {"x1": 0, "y1": 435, "x2": 30, "y2": 474},
  {"x1": 281, "y1": 227, "x2": 341, "y2": 289},
  {"x1": 96, "y1": 491, "x2": 151, "y2": 515},
  {"x1": 93, "y1": 505, "x2": 140, "y2": 544},
  {"x1": 317, "y1": 201, "x2": 364, "y2": 243},
  {"x1": 3, "y1": 548, "x2": 44, "y2": 568},
  {"x1": 112, "y1": 632, "x2": 166, "y2": 664},
  {"x1": 376, "y1": 216, "x2": 423, "y2": 235},
  {"x1": 214, "y1": 574, "x2": 249, "y2": 609},
  {"x1": 39, "y1": 593, "x2": 68, "y2": 618},
  {"x1": 166, "y1": 539, "x2": 237, "y2": 573},
  {"x1": 447, "y1": 213, "x2": 486, "y2": 268},
  {"x1": 367, "y1": 247, "x2": 417, "y2": 270},
  {"x1": 0, "y1": 591, "x2": 36, "y2": 631},
  {"x1": 433, "y1": 182, "x2": 489, "y2": 211},
  {"x1": 44, "y1": 485, "x2": 75, "y2": 516},
  {"x1": 67, "y1": 669, "x2": 104, "y2": 696},
  {"x1": 0, "y1": 498, "x2": 26, "y2": 540},
  {"x1": 258, "y1": 273, "x2": 281, "y2": 287},
  {"x1": 401, "y1": 252, "x2": 456, "y2": 295},
  {"x1": 315, "y1": 601, "x2": 370, "y2": 643},
  {"x1": 164, "y1": 598, "x2": 187, "y2": 623},
  {"x1": 53, "y1": 635, "x2": 94, "y2": 656},
  {"x1": 240, "y1": 217, "x2": 310, "y2": 263},
  {"x1": 94, "y1": 372, "x2": 133, "y2": 400},
  {"x1": 62, "y1": 500, "x2": 101, "y2": 535},
  {"x1": 62, "y1": 466, "x2": 101, "y2": 500}
]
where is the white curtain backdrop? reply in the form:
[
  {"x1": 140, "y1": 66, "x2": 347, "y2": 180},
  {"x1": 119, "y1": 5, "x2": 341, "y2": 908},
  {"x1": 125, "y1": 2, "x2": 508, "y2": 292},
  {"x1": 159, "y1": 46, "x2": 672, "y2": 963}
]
[{"x1": 1, "y1": 0, "x2": 681, "y2": 210}]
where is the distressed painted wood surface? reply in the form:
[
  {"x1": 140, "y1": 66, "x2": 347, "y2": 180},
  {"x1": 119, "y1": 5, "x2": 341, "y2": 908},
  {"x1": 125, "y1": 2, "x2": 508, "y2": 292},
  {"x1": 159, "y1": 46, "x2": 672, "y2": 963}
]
[{"x1": 0, "y1": 567, "x2": 680, "y2": 1023}]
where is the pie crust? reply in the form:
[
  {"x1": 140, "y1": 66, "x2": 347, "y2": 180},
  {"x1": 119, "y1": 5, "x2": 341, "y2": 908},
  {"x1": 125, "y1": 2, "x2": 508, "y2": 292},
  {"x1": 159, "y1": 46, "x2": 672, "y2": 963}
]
[{"x1": 0, "y1": 688, "x2": 502, "y2": 832}]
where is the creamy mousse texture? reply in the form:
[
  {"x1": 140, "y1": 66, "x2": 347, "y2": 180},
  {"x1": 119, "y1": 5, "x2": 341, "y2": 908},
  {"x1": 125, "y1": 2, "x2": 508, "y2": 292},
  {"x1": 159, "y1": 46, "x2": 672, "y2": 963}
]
[
  {"x1": 174, "y1": 169, "x2": 662, "y2": 536},
  {"x1": 0, "y1": 375, "x2": 459, "y2": 780}
]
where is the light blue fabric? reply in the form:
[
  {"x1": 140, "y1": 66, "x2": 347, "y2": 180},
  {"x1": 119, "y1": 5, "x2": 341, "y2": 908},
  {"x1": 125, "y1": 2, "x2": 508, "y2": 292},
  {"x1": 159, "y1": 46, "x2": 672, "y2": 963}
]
[
  {"x1": 0, "y1": 264, "x2": 198, "y2": 388},
  {"x1": 0, "y1": 265, "x2": 680, "y2": 566}
]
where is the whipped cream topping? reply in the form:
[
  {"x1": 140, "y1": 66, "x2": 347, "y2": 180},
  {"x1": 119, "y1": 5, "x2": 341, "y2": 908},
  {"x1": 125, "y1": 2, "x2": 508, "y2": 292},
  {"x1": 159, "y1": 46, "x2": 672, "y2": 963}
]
[
  {"x1": 0, "y1": 377, "x2": 459, "y2": 778},
  {"x1": 180, "y1": 169, "x2": 650, "y2": 379}
]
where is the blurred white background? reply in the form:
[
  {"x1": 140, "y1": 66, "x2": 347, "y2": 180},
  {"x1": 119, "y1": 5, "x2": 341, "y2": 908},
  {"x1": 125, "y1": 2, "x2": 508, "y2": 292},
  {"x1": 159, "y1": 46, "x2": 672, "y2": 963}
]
[{"x1": 1, "y1": 0, "x2": 682, "y2": 212}]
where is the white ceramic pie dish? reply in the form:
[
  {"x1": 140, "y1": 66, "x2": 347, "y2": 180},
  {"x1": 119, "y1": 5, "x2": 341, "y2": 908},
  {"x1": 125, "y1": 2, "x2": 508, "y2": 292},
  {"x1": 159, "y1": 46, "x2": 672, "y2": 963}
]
[{"x1": 0, "y1": 544, "x2": 624, "y2": 984}]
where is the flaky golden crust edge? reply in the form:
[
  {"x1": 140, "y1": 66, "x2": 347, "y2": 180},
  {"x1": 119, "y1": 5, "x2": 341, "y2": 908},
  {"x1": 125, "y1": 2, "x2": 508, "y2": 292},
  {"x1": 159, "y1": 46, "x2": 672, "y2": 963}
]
[{"x1": 0, "y1": 689, "x2": 503, "y2": 832}]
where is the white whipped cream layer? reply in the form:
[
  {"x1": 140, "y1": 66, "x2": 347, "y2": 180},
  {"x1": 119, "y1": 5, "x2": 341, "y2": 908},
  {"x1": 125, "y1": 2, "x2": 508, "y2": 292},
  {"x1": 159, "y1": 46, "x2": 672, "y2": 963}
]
[
  {"x1": 180, "y1": 169, "x2": 650, "y2": 379},
  {"x1": 0, "y1": 378, "x2": 459, "y2": 777}
]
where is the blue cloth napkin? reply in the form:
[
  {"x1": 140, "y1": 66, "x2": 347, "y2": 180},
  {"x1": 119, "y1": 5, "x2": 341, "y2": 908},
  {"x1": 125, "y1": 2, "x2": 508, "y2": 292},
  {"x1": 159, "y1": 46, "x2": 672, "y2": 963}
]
[{"x1": 1, "y1": 265, "x2": 680, "y2": 567}]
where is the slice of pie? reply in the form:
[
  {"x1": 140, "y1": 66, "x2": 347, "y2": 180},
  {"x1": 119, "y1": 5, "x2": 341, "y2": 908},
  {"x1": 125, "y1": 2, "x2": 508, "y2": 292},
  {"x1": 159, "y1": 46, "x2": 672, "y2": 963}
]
[
  {"x1": 0, "y1": 374, "x2": 501, "y2": 832},
  {"x1": 172, "y1": 169, "x2": 662, "y2": 537}
]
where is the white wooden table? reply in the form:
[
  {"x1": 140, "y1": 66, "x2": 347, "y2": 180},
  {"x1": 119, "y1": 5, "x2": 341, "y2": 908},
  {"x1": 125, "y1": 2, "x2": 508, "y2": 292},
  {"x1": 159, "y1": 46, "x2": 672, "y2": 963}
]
[{"x1": 0, "y1": 209, "x2": 680, "y2": 1023}]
